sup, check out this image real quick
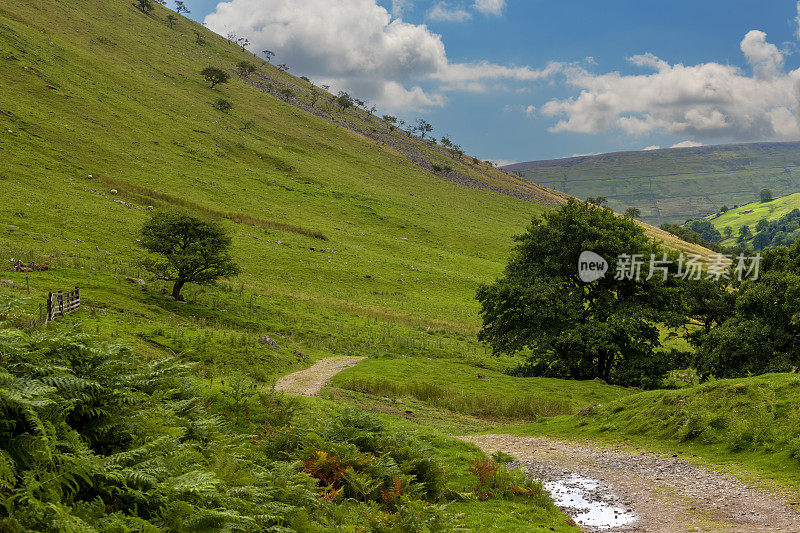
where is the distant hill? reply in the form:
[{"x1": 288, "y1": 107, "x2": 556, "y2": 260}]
[{"x1": 503, "y1": 142, "x2": 800, "y2": 225}]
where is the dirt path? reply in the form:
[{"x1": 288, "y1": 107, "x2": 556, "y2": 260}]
[
  {"x1": 461, "y1": 434, "x2": 800, "y2": 533},
  {"x1": 274, "y1": 356, "x2": 364, "y2": 397}
]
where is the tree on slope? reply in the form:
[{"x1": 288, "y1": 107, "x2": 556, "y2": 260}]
[
  {"x1": 476, "y1": 199, "x2": 685, "y2": 387},
  {"x1": 415, "y1": 118, "x2": 433, "y2": 139},
  {"x1": 624, "y1": 207, "x2": 641, "y2": 219},
  {"x1": 175, "y1": 0, "x2": 190, "y2": 14},
  {"x1": 139, "y1": 211, "x2": 239, "y2": 300},
  {"x1": 336, "y1": 91, "x2": 354, "y2": 111},
  {"x1": 134, "y1": 0, "x2": 154, "y2": 14},
  {"x1": 201, "y1": 66, "x2": 230, "y2": 88}
]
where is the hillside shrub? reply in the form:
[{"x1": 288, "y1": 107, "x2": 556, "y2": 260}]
[
  {"x1": 235, "y1": 61, "x2": 256, "y2": 76},
  {"x1": 212, "y1": 98, "x2": 232, "y2": 112}
]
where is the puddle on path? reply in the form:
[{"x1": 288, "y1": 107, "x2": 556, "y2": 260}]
[{"x1": 544, "y1": 473, "x2": 637, "y2": 531}]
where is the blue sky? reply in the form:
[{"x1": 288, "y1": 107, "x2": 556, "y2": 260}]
[{"x1": 182, "y1": 0, "x2": 800, "y2": 163}]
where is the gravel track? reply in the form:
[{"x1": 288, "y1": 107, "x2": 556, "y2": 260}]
[{"x1": 461, "y1": 434, "x2": 800, "y2": 532}]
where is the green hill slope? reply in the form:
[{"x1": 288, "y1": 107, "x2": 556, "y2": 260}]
[
  {"x1": 0, "y1": 0, "x2": 712, "y2": 361},
  {"x1": 0, "y1": 0, "x2": 559, "y2": 350},
  {"x1": 705, "y1": 193, "x2": 800, "y2": 247},
  {"x1": 505, "y1": 143, "x2": 800, "y2": 225}
]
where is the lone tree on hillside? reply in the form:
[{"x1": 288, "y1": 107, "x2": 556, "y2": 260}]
[
  {"x1": 262, "y1": 50, "x2": 275, "y2": 62},
  {"x1": 415, "y1": 118, "x2": 433, "y2": 139},
  {"x1": 201, "y1": 66, "x2": 230, "y2": 88},
  {"x1": 624, "y1": 207, "x2": 642, "y2": 219},
  {"x1": 476, "y1": 199, "x2": 685, "y2": 387},
  {"x1": 140, "y1": 211, "x2": 239, "y2": 300},
  {"x1": 586, "y1": 196, "x2": 608, "y2": 206},
  {"x1": 336, "y1": 91, "x2": 354, "y2": 111},
  {"x1": 760, "y1": 188, "x2": 774, "y2": 203},
  {"x1": 134, "y1": 0, "x2": 154, "y2": 14},
  {"x1": 174, "y1": 0, "x2": 190, "y2": 14},
  {"x1": 382, "y1": 115, "x2": 397, "y2": 131}
]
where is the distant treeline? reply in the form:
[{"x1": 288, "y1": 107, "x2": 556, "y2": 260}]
[
  {"x1": 660, "y1": 222, "x2": 727, "y2": 253},
  {"x1": 749, "y1": 208, "x2": 800, "y2": 250}
]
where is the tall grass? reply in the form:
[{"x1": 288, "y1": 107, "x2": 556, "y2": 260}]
[{"x1": 338, "y1": 376, "x2": 572, "y2": 420}]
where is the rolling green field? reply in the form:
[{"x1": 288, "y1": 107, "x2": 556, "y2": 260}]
[
  {"x1": 0, "y1": 0, "x2": 553, "y2": 355},
  {"x1": 506, "y1": 143, "x2": 800, "y2": 225},
  {"x1": 705, "y1": 192, "x2": 800, "y2": 245}
]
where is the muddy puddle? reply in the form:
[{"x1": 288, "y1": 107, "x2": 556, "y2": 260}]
[{"x1": 543, "y1": 473, "x2": 637, "y2": 530}]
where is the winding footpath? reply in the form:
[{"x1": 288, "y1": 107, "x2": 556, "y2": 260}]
[
  {"x1": 461, "y1": 434, "x2": 800, "y2": 532},
  {"x1": 274, "y1": 356, "x2": 364, "y2": 396},
  {"x1": 273, "y1": 360, "x2": 800, "y2": 531}
]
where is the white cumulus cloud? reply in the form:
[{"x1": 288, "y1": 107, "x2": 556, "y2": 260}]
[
  {"x1": 473, "y1": 0, "x2": 505, "y2": 16},
  {"x1": 428, "y1": 2, "x2": 471, "y2": 22},
  {"x1": 205, "y1": 0, "x2": 555, "y2": 111},
  {"x1": 541, "y1": 30, "x2": 800, "y2": 142},
  {"x1": 643, "y1": 145, "x2": 661, "y2": 150}
]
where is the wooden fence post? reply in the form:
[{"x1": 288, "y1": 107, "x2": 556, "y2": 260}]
[{"x1": 46, "y1": 292, "x2": 52, "y2": 324}]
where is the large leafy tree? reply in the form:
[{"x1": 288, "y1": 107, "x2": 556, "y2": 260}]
[
  {"x1": 476, "y1": 199, "x2": 684, "y2": 387},
  {"x1": 140, "y1": 211, "x2": 239, "y2": 300}
]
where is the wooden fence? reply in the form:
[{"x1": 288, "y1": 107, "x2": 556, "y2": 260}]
[{"x1": 39, "y1": 287, "x2": 81, "y2": 325}]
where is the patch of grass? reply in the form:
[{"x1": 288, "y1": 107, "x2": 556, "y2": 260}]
[
  {"x1": 339, "y1": 375, "x2": 572, "y2": 420},
  {"x1": 332, "y1": 357, "x2": 632, "y2": 421}
]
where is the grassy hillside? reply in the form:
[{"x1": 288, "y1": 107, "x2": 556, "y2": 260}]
[
  {"x1": 706, "y1": 193, "x2": 800, "y2": 246},
  {"x1": 0, "y1": 0, "x2": 713, "y2": 368},
  {"x1": 0, "y1": 0, "x2": 554, "y2": 358},
  {"x1": 505, "y1": 143, "x2": 800, "y2": 225}
]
